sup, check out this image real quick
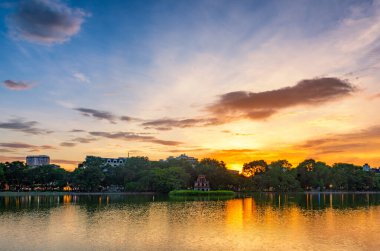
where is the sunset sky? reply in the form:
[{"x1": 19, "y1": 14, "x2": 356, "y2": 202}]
[{"x1": 1, "y1": 0, "x2": 380, "y2": 171}]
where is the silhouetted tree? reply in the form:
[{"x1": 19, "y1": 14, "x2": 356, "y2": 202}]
[{"x1": 242, "y1": 160, "x2": 268, "y2": 177}]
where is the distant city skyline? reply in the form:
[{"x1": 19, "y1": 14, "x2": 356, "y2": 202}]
[{"x1": 1, "y1": 0, "x2": 380, "y2": 171}]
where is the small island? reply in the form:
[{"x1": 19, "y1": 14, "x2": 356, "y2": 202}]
[{"x1": 170, "y1": 175, "x2": 235, "y2": 196}]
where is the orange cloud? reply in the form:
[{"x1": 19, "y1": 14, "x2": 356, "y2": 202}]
[{"x1": 208, "y1": 77, "x2": 355, "y2": 120}]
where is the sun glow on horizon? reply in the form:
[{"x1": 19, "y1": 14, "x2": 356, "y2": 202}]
[{"x1": 227, "y1": 163, "x2": 243, "y2": 173}]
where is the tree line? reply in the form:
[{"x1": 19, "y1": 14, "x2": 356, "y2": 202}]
[{"x1": 0, "y1": 157, "x2": 379, "y2": 193}]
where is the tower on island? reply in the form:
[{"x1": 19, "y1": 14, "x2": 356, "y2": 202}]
[{"x1": 194, "y1": 175, "x2": 210, "y2": 191}]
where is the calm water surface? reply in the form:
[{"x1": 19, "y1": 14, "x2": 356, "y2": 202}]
[{"x1": 0, "y1": 193, "x2": 379, "y2": 251}]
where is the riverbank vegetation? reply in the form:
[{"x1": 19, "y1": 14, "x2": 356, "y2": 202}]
[{"x1": 1, "y1": 157, "x2": 379, "y2": 192}]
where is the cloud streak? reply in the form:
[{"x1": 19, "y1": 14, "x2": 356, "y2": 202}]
[
  {"x1": 2, "y1": 80, "x2": 33, "y2": 90},
  {"x1": 141, "y1": 118, "x2": 220, "y2": 130},
  {"x1": 60, "y1": 142, "x2": 76, "y2": 147},
  {"x1": 59, "y1": 137, "x2": 97, "y2": 147},
  {"x1": 74, "y1": 107, "x2": 140, "y2": 124},
  {"x1": 70, "y1": 129, "x2": 86, "y2": 133},
  {"x1": 208, "y1": 77, "x2": 356, "y2": 120},
  {"x1": 74, "y1": 108, "x2": 117, "y2": 123},
  {"x1": 72, "y1": 137, "x2": 97, "y2": 144},
  {"x1": 89, "y1": 131, "x2": 182, "y2": 146},
  {"x1": 0, "y1": 142, "x2": 56, "y2": 152},
  {"x1": 73, "y1": 72, "x2": 90, "y2": 83},
  {"x1": 7, "y1": 0, "x2": 88, "y2": 44},
  {"x1": 0, "y1": 119, "x2": 52, "y2": 135},
  {"x1": 298, "y1": 125, "x2": 380, "y2": 156}
]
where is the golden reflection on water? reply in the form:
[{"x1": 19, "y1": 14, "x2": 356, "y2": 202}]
[
  {"x1": 0, "y1": 194, "x2": 379, "y2": 250},
  {"x1": 63, "y1": 195, "x2": 71, "y2": 204}
]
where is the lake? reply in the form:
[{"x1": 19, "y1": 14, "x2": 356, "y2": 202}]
[{"x1": 0, "y1": 193, "x2": 379, "y2": 250}]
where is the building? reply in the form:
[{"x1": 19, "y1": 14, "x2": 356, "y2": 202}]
[
  {"x1": 167, "y1": 154, "x2": 198, "y2": 165},
  {"x1": 194, "y1": 175, "x2": 210, "y2": 191},
  {"x1": 26, "y1": 155, "x2": 50, "y2": 167},
  {"x1": 85, "y1": 156, "x2": 128, "y2": 167},
  {"x1": 363, "y1": 163, "x2": 371, "y2": 172},
  {"x1": 104, "y1": 157, "x2": 128, "y2": 167},
  {"x1": 176, "y1": 154, "x2": 198, "y2": 164}
]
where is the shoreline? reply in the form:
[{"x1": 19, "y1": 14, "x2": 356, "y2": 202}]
[
  {"x1": 303, "y1": 191, "x2": 380, "y2": 194},
  {"x1": 240, "y1": 191, "x2": 380, "y2": 194},
  {"x1": 1, "y1": 191, "x2": 380, "y2": 197},
  {"x1": 0, "y1": 191, "x2": 157, "y2": 196}
]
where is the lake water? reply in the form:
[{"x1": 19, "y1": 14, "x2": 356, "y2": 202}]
[{"x1": 0, "y1": 193, "x2": 379, "y2": 251}]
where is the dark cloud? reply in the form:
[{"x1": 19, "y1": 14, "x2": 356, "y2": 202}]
[
  {"x1": 120, "y1": 116, "x2": 141, "y2": 122},
  {"x1": 0, "y1": 142, "x2": 56, "y2": 152},
  {"x1": 120, "y1": 116, "x2": 133, "y2": 122},
  {"x1": 70, "y1": 129, "x2": 86, "y2": 133},
  {"x1": 89, "y1": 131, "x2": 182, "y2": 146},
  {"x1": 0, "y1": 119, "x2": 52, "y2": 135},
  {"x1": 74, "y1": 108, "x2": 117, "y2": 123},
  {"x1": 60, "y1": 142, "x2": 76, "y2": 147},
  {"x1": 0, "y1": 143, "x2": 36, "y2": 148},
  {"x1": 72, "y1": 137, "x2": 97, "y2": 144},
  {"x1": 2, "y1": 80, "x2": 32, "y2": 90},
  {"x1": 59, "y1": 137, "x2": 96, "y2": 147},
  {"x1": 7, "y1": 0, "x2": 88, "y2": 44},
  {"x1": 208, "y1": 77, "x2": 356, "y2": 120},
  {"x1": 142, "y1": 118, "x2": 220, "y2": 130},
  {"x1": 74, "y1": 107, "x2": 140, "y2": 124}
]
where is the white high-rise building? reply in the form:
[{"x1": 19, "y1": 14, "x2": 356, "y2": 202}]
[{"x1": 26, "y1": 155, "x2": 50, "y2": 167}]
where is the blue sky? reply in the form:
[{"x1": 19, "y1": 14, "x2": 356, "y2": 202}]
[{"x1": 1, "y1": 0, "x2": 380, "y2": 170}]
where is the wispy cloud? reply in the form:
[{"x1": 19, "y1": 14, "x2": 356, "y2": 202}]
[
  {"x1": 60, "y1": 142, "x2": 76, "y2": 147},
  {"x1": 89, "y1": 131, "x2": 182, "y2": 146},
  {"x1": 297, "y1": 125, "x2": 380, "y2": 156},
  {"x1": 72, "y1": 137, "x2": 97, "y2": 143},
  {"x1": 74, "y1": 108, "x2": 117, "y2": 123},
  {"x1": 70, "y1": 129, "x2": 86, "y2": 133},
  {"x1": 59, "y1": 137, "x2": 97, "y2": 148},
  {"x1": 73, "y1": 72, "x2": 90, "y2": 83},
  {"x1": 120, "y1": 116, "x2": 141, "y2": 122},
  {"x1": 7, "y1": 0, "x2": 88, "y2": 45},
  {"x1": 141, "y1": 118, "x2": 220, "y2": 130},
  {"x1": 0, "y1": 118, "x2": 52, "y2": 135},
  {"x1": 0, "y1": 142, "x2": 56, "y2": 152},
  {"x1": 208, "y1": 78, "x2": 356, "y2": 120},
  {"x1": 74, "y1": 107, "x2": 140, "y2": 124},
  {"x1": 2, "y1": 80, "x2": 33, "y2": 90}
]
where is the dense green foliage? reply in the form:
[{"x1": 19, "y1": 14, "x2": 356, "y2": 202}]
[
  {"x1": 0, "y1": 161, "x2": 68, "y2": 190},
  {"x1": 0, "y1": 157, "x2": 379, "y2": 192}
]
